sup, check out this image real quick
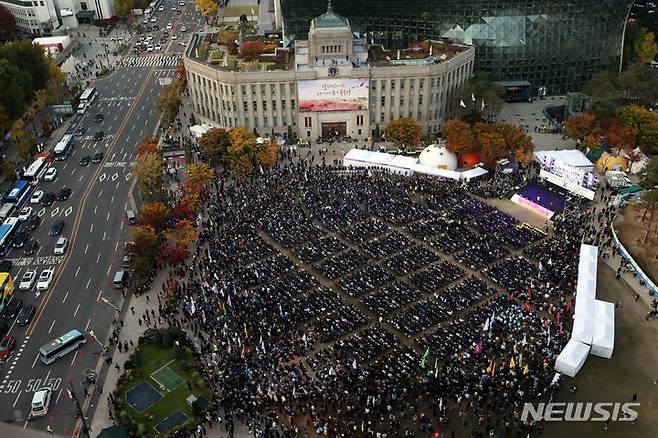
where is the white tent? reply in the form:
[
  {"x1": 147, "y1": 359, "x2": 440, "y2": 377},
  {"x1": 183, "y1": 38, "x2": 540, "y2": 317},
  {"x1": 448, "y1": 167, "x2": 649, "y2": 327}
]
[
  {"x1": 60, "y1": 55, "x2": 79, "y2": 75},
  {"x1": 591, "y1": 321, "x2": 615, "y2": 358},
  {"x1": 555, "y1": 339, "x2": 591, "y2": 377},
  {"x1": 535, "y1": 149, "x2": 594, "y2": 171},
  {"x1": 594, "y1": 300, "x2": 615, "y2": 326},
  {"x1": 571, "y1": 317, "x2": 594, "y2": 345},
  {"x1": 189, "y1": 123, "x2": 214, "y2": 139},
  {"x1": 574, "y1": 295, "x2": 595, "y2": 318}
]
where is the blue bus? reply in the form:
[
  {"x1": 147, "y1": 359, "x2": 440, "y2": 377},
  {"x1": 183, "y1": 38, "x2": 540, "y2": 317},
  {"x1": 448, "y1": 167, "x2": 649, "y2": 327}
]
[
  {"x1": 53, "y1": 134, "x2": 75, "y2": 161},
  {"x1": 3, "y1": 180, "x2": 32, "y2": 209},
  {"x1": 0, "y1": 217, "x2": 19, "y2": 255}
]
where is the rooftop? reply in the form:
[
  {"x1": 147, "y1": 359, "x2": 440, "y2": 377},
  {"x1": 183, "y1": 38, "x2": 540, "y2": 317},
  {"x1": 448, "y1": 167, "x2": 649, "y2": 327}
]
[
  {"x1": 369, "y1": 40, "x2": 468, "y2": 67},
  {"x1": 312, "y1": 1, "x2": 349, "y2": 29}
]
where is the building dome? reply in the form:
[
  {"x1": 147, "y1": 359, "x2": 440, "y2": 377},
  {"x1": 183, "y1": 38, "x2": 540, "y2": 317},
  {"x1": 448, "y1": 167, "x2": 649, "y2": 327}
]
[
  {"x1": 459, "y1": 152, "x2": 481, "y2": 169},
  {"x1": 418, "y1": 144, "x2": 458, "y2": 170},
  {"x1": 312, "y1": 0, "x2": 349, "y2": 29}
]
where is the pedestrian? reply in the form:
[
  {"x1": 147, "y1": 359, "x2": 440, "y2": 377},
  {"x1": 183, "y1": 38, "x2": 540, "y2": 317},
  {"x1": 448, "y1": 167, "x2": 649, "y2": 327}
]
[
  {"x1": 47, "y1": 425, "x2": 54, "y2": 434},
  {"x1": 130, "y1": 306, "x2": 135, "y2": 315}
]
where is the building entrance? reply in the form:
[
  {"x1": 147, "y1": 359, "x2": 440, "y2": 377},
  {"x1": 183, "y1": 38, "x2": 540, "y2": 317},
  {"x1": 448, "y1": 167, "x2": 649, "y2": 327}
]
[{"x1": 321, "y1": 122, "x2": 346, "y2": 139}]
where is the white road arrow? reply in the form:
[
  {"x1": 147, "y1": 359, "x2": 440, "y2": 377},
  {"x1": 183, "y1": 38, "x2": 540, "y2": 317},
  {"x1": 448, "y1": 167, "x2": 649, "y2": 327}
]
[
  {"x1": 111, "y1": 172, "x2": 119, "y2": 181},
  {"x1": 64, "y1": 206, "x2": 73, "y2": 217},
  {"x1": 50, "y1": 206, "x2": 60, "y2": 217},
  {"x1": 37, "y1": 208, "x2": 46, "y2": 218},
  {"x1": 99, "y1": 173, "x2": 107, "y2": 182}
]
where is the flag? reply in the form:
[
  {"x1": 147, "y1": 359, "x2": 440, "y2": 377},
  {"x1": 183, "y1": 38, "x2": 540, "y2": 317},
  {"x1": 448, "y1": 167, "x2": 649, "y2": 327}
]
[
  {"x1": 481, "y1": 99, "x2": 485, "y2": 111},
  {"x1": 522, "y1": 333, "x2": 527, "y2": 346},
  {"x1": 509, "y1": 291, "x2": 515, "y2": 300},
  {"x1": 510, "y1": 357, "x2": 516, "y2": 368},
  {"x1": 459, "y1": 99, "x2": 466, "y2": 108},
  {"x1": 471, "y1": 92, "x2": 475, "y2": 101},
  {"x1": 566, "y1": 297, "x2": 573, "y2": 312},
  {"x1": 486, "y1": 359, "x2": 493, "y2": 374},
  {"x1": 352, "y1": 359, "x2": 357, "y2": 370},
  {"x1": 519, "y1": 352, "x2": 523, "y2": 368},
  {"x1": 523, "y1": 301, "x2": 531, "y2": 312},
  {"x1": 434, "y1": 358, "x2": 439, "y2": 377},
  {"x1": 244, "y1": 323, "x2": 248, "y2": 338},
  {"x1": 491, "y1": 360, "x2": 497, "y2": 376},
  {"x1": 475, "y1": 339, "x2": 483, "y2": 353},
  {"x1": 556, "y1": 311, "x2": 561, "y2": 325},
  {"x1": 527, "y1": 287, "x2": 532, "y2": 300},
  {"x1": 523, "y1": 364, "x2": 529, "y2": 375},
  {"x1": 421, "y1": 348, "x2": 430, "y2": 368},
  {"x1": 538, "y1": 261, "x2": 544, "y2": 272},
  {"x1": 482, "y1": 317, "x2": 490, "y2": 332},
  {"x1": 222, "y1": 302, "x2": 227, "y2": 315}
]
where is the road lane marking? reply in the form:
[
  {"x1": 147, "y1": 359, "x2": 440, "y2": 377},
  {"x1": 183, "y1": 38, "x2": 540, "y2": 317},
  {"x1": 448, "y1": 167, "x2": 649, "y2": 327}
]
[
  {"x1": 55, "y1": 387, "x2": 63, "y2": 404},
  {"x1": 48, "y1": 320, "x2": 56, "y2": 334},
  {"x1": 13, "y1": 392, "x2": 21, "y2": 407},
  {"x1": 90, "y1": 224, "x2": 94, "y2": 233},
  {"x1": 114, "y1": 242, "x2": 118, "y2": 252},
  {"x1": 84, "y1": 244, "x2": 89, "y2": 254},
  {"x1": 85, "y1": 318, "x2": 91, "y2": 331},
  {"x1": 85, "y1": 278, "x2": 92, "y2": 290},
  {"x1": 70, "y1": 350, "x2": 78, "y2": 366},
  {"x1": 106, "y1": 264, "x2": 112, "y2": 276},
  {"x1": 62, "y1": 291, "x2": 69, "y2": 303},
  {"x1": 31, "y1": 354, "x2": 39, "y2": 368},
  {"x1": 103, "y1": 231, "x2": 106, "y2": 240},
  {"x1": 74, "y1": 304, "x2": 80, "y2": 317},
  {"x1": 75, "y1": 266, "x2": 80, "y2": 277},
  {"x1": 93, "y1": 205, "x2": 97, "y2": 214},
  {"x1": 96, "y1": 253, "x2": 101, "y2": 264}
]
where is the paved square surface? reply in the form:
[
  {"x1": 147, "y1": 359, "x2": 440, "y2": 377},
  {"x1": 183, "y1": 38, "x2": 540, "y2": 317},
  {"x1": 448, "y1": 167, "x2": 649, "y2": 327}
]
[{"x1": 125, "y1": 382, "x2": 162, "y2": 413}]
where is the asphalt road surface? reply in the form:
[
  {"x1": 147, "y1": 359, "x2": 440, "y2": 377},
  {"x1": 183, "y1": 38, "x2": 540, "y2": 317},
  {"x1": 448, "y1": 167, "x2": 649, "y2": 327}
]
[{"x1": 0, "y1": 0, "x2": 204, "y2": 434}]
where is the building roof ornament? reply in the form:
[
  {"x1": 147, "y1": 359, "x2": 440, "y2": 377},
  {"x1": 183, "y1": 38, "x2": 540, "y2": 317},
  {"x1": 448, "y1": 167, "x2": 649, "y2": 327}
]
[{"x1": 313, "y1": 0, "x2": 349, "y2": 29}]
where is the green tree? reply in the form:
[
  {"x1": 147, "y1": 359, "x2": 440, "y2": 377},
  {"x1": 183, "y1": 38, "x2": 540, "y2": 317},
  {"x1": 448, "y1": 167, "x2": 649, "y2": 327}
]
[
  {"x1": 616, "y1": 105, "x2": 658, "y2": 156},
  {"x1": 133, "y1": 152, "x2": 162, "y2": 193},
  {"x1": 114, "y1": 0, "x2": 133, "y2": 18},
  {"x1": 639, "y1": 155, "x2": 658, "y2": 189},
  {"x1": 198, "y1": 127, "x2": 231, "y2": 166},
  {"x1": 383, "y1": 117, "x2": 422, "y2": 148},
  {"x1": 157, "y1": 79, "x2": 184, "y2": 121},
  {"x1": 453, "y1": 73, "x2": 504, "y2": 121},
  {"x1": 636, "y1": 31, "x2": 658, "y2": 64}
]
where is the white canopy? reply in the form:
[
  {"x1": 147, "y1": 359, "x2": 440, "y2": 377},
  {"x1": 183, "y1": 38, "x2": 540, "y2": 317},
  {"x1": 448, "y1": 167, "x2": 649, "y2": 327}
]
[
  {"x1": 574, "y1": 295, "x2": 595, "y2": 318},
  {"x1": 535, "y1": 149, "x2": 594, "y2": 170},
  {"x1": 591, "y1": 321, "x2": 615, "y2": 358},
  {"x1": 189, "y1": 123, "x2": 214, "y2": 139},
  {"x1": 571, "y1": 317, "x2": 594, "y2": 345},
  {"x1": 594, "y1": 300, "x2": 615, "y2": 326},
  {"x1": 555, "y1": 339, "x2": 591, "y2": 377}
]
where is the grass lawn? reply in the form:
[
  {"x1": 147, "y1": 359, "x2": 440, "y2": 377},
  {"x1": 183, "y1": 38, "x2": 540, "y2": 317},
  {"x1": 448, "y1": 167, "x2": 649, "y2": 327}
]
[
  {"x1": 117, "y1": 342, "x2": 211, "y2": 434},
  {"x1": 222, "y1": 5, "x2": 257, "y2": 17}
]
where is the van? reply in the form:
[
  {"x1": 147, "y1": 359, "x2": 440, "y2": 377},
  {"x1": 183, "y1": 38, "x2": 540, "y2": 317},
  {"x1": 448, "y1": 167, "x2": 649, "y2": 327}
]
[
  {"x1": 76, "y1": 103, "x2": 86, "y2": 114},
  {"x1": 113, "y1": 270, "x2": 126, "y2": 289},
  {"x1": 126, "y1": 210, "x2": 137, "y2": 224}
]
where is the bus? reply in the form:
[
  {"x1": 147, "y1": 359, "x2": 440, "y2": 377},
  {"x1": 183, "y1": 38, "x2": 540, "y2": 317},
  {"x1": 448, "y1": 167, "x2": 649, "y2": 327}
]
[
  {"x1": 22, "y1": 156, "x2": 49, "y2": 184},
  {"x1": 39, "y1": 330, "x2": 87, "y2": 364},
  {"x1": 3, "y1": 180, "x2": 32, "y2": 208},
  {"x1": 79, "y1": 86, "x2": 97, "y2": 106},
  {"x1": 0, "y1": 203, "x2": 14, "y2": 221},
  {"x1": 0, "y1": 217, "x2": 19, "y2": 255},
  {"x1": 53, "y1": 134, "x2": 75, "y2": 161}
]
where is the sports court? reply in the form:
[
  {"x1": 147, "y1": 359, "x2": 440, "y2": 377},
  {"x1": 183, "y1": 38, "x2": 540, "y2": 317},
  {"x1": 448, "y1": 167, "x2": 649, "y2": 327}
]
[
  {"x1": 125, "y1": 382, "x2": 162, "y2": 412},
  {"x1": 150, "y1": 363, "x2": 185, "y2": 392},
  {"x1": 154, "y1": 410, "x2": 189, "y2": 433}
]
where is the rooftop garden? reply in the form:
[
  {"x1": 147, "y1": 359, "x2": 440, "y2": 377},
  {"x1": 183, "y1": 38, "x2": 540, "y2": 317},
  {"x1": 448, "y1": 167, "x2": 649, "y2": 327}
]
[{"x1": 369, "y1": 40, "x2": 465, "y2": 64}]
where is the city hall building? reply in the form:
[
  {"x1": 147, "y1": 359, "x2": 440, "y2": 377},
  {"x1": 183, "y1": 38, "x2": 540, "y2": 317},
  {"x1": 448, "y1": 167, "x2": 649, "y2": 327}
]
[{"x1": 183, "y1": 3, "x2": 474, "y2": 141}]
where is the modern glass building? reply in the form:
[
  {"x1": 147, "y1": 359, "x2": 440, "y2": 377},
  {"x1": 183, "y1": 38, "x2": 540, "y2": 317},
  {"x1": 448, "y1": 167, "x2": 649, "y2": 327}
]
[{"x1": 278, "y1": 0, "x2": 634, "y2": 94}]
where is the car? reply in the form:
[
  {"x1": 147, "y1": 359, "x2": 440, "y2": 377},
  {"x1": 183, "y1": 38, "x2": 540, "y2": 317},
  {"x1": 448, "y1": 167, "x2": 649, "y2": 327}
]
[
  {"x1": 146, "y1": 34, "x2": 153, "y2": 40},
  {"x1": 18, "y1": 206, "x2": 32, "y2": 221},
  {"x1": 41, "y1": 192, "x2": 56, "y2": 207},
  {"x1": 92, "y1": 151, "x2": 104, "y2": 164},
  {"x1": 158, "y1": 5, "x2": 164, "y2": 10},
  {"x1": 36, "y1": 268, "x2": 54, "y2": 291},
  {"x1": 171, "y1": 6, "x2": 176, "y2": 10},
  {"x1": 166, "y1": 22, "x2": 172, "y2": 29},
  {"x1": 30, "y1": 387, "x2": 52, "y2": 418},
  {"x1": 44, "y1": 167, "x2": 57, "y2": 181},
  {"x1": 12, "y1": 232, "x2": 27, "y2": 248},
  {"x1": 153, "y1": 24, "x2": 159, "y2": 31},
  {"x1": 30, "y1": 190, "x2": 44, "y2": 204},
  {"x1": 179, "y1": 1, "x2": 185, "y2": 5},
  {"x1": 0, "y1": 336, "x2": 16, "y2": 361},
  {"x1": 24, "y1": 239, "x2": 39, "y2": 256},
  {"x1": 16, "y1": 305, "x2": 35, "y2": 326},
  {"x1": 122, "y1": 254, "x2": 132, "y2": 269},
  {"x1": 57, "y1": 187, "x2": 72, "y2": 201},
  {"x1": 150, "y1": 17, "x2": 157, "y2": 22},
  {"x1": 50, "y1": 220, "x2": 65, "y2": 236},
  {"x1": 93, "y1": 131, "x2": 104, "y2": 141},
  {"x1": 171, "y1": 34, "x2": 177, "y2": 40},
  {"x1": 147, "y1": 45, "x2": 154, "y2": 52},
  {"x1": 0, "y1": 260, "x2": 11, "y2": 273},
  {"x1": 180, "y1": 26, "x2": 186, "y2": 32},
  {"x1": 74, "y1": 127, "x2": 85, "y2": 137},
  {"x1": 2, "y1": 298, "x2": 22, "y2": 319},
  {"x1": 19, "y1": 269, "x2": 37, "y2": 291},
  {"x1": 79, "y1": 155, "x2": 91, "y2": 166},
  {"x1": 154, "y1": 44, "x2": 162, "y2": 51},
  {"x1": 54, "y1": 237, "x2": 68, "y2": 255},
  {"x1": 25, "y1": 215, "x2": 41, "y2": 231},
  {"x1": 93, "y1": 113, "x2": 104, "y2": 122}
]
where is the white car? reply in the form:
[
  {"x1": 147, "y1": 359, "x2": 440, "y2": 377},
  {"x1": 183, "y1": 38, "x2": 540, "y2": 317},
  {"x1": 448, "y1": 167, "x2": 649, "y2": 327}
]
[
  {"x1": 19, "y1": 269, "x2": 37, "y2": 291},
  {"x1": 179, "y1": 1, "x2": 185, "y2": 5},
  {"x1": 146, "y1": 34, "x2": 153, "y2": 41},
  {"x1": 36, "y1": 268, "x2": 54, "y2": 291},
  {"x1": 154, "y1": 44, "x2": 162, "y2": 51},
  {"x1": 180, "y1": 26, "x2": 186, "y2": 32},
  {"x1": 147, "y1": 45, "x2": 154, "y2": 52},
  {"x1": 30, "y1": 387, "x2": 52, "y2": 418},
  {"x1": 150, "y1": 17, "x2": 157, "y2": 22},
  {"x1": 54, "y1": 237, "x2": 68, "y2": 255},
  {"x1": 171, "y1": 6, "x2": 177, "y2": 11},
  {"x1": 18, "y1": 206, "x2": 32, "y2": 221},
  {"x1": 166, "y1": 22, "x2": 172, "y2": 30},
  {"x1": 44, "y1": 167, "x2": 57, "y2": 181},
  {"x1": 30, "y1": 190, "x2": 44, "y2": 204},
  {"x1": 158, "y1": 5, "x2": 164, "y2": 11}
]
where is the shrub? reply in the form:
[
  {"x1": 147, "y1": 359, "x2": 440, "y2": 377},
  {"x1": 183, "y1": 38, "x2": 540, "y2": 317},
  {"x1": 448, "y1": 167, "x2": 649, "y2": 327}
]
[
  {"x1": 180, "y1": 360, "x2": 190, "y2": 372},
  {"x1": 174, "y1": 345, "x2": 184, "y2": 359},
  {"x1": 161, "y1": 330, "x2": 173, "y2": 348}
]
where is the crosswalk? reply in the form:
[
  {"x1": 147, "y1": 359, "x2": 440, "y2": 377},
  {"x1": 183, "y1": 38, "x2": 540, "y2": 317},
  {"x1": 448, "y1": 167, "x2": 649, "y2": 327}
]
[{"x1": 118, "y1": 53, "x2": 183, "y2": 68}]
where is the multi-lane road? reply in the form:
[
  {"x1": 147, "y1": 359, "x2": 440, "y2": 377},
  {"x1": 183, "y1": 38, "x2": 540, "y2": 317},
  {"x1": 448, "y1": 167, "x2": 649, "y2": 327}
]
[{"x1": 0, "y1": 0, "x2": 204, "y2": 434}]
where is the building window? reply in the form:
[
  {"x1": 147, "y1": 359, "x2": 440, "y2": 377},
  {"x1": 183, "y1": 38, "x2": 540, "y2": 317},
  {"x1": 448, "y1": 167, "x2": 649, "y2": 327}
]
[
  {"x1": 307, "y1": 130, "x2": 311, "y2": 137},
  {"x1": 419, "y1": 95, "x2": 423, "y2": 105},
  {"x1": 381, "y1": 96, "x2": 385, "y2": 107}
]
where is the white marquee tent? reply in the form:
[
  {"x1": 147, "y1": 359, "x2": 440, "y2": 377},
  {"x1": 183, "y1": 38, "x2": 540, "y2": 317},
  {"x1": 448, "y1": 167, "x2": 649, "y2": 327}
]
[
  {"x1": 555, "y1": 339, "x2": 591, "y2": 377},
  {"x1": 535, "y1": 149, "x2": 594, "y2": 171},
  {"x1": 591, "y1": 321, "x2": 615, "y2": 358}
]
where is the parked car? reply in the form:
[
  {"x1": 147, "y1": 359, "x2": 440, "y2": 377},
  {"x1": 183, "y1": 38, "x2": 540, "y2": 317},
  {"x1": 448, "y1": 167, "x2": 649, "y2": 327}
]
[
  {"x1": 12, "y1": 231, "x2": 27, "y2": 248},
  {"x1": 44, "y1": 168, "x2": 57, "y2": 181},
  {"x1": 93, "y1": 131, "x2": 104, "y2": 141},
  {"x1": 19, "y1": 269, "x2": 37, "y2": 290},
  {"x1": 50, "y1": 220, "x2": 65, "y2": 236},
  {"x1": 16, "y1": 305, "x2": 35, "y2": 326},
  {"x1": 92, "y1": 151, "x2": 104, "y2": 163},
  {"x1": 93, "y1": 113, "x2": 104, "y2": 123},
  {"x1": 3, "y1": 298, "x2": 22, "y2": 319},
  {"x1": 0, "y1": 336, "x2": 16, "y2": 361},
  {"x1": 36, "y1": 268, "x2": 54, "y2": 291}
]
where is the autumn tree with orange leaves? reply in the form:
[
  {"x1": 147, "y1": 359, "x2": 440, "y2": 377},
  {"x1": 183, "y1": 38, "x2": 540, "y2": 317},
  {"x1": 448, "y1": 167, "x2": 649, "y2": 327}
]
[{"x1": 442, "y1": 119, "x2": 475, "y2": 154}]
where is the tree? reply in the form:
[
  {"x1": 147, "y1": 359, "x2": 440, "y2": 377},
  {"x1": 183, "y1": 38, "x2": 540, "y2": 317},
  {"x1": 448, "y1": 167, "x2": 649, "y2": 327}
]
[
  {"x1": 165, "y1": 218, "x2": 198, "y2": 247},
  {"x1": 0, "y1": 5, "x2": 16, "y2": 42},
  {"x1": 441, "y1": 119, "x2": 474, "y2": 153},
  {"x1": 229, "y1": 153, "x2": 254, "y2": 177},
  {"x1": 564, "y1": 113, "x2": 600, "y2": 142},
  {"x1": 198, "y1": 128, "x2": 231, "y2": 166},
  {"x1": 383, "y1": 117, "x2": 422, "y2": 148},
  {"x1": 453, "y1": 73, "x2": 504, "y2": 122},
  {"x1": 474, "y1": 123, "x2": 506, "y2": 167},
  {"x1": 495, "y1": 123, "x2": 534, "y2": 165},
  {"x1": 227, "y1": 127, "x2": 256, "y2": 176},
  {"x1": 616, "y1": 105, "x2": 658, "y2": 156},
  {"x1": 605, "y1": 122, "x2": 636, "y2": 153},
  {"x1": 257, "y1": 138, "x2": 279, "y2": 167},
  {"x1": 114, "y1": 0, "x2": 133, "y2": 17},
  {"x1": 132, "y1": 225, "x2": 160, "y2": 279},
  {"x1": 636, "y1": 31, "x2": 658, "y2": 64},
  {"x1": 583, "y1": 71, "x2": 617, "y2": 104},
  {"x1": 137, "y1": 139, "x2": 158, "y2": 156},
  {"x1": 140, "y1": 202, "x2": 171, "y2": 232},
  {"x1": 194, "y1": 0, "x2": 217, "y2": 20},
  {"x1": 639, "y1": 155, "x2": 658, "y2": 189},
  {"x1": 186, "y1": 162, "x2": 214, "y2": 188},
  {"x1": 157, "y1": 79, "x2": 184, "y2": 121},
  {"x1": 175, "y1": 61, "x2": 186, "y2": 81},
  {"x1": 133, "y1": 152, "x2": 162, "y2": 193},
  {"x1": 0, "y1": 161, "x2": 16, "y2": 182}
]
